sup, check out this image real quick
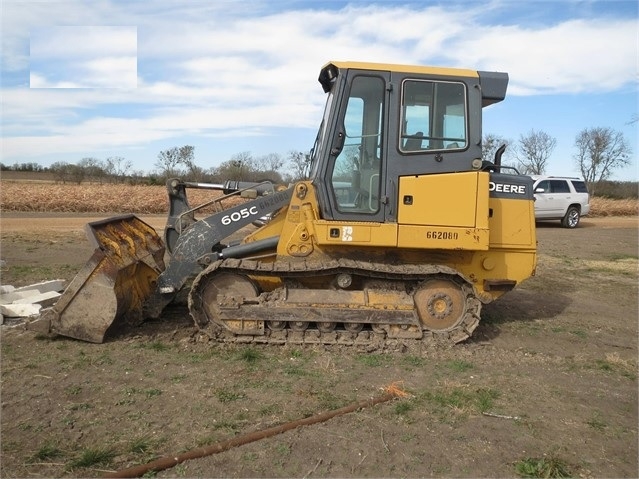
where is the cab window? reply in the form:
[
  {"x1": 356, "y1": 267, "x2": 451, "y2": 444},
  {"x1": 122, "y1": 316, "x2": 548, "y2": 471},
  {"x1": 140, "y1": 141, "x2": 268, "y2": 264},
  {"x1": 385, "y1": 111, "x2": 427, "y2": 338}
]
[{"x1": 400, "y1": 80, "x2": 467, "y2": 152}]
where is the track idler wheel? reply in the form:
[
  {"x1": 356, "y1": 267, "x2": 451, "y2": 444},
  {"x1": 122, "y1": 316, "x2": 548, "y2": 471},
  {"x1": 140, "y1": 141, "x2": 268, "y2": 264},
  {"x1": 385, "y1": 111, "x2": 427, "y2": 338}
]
[
  {"x1": 189, "y1": 272, "x2": 259, "y2": 334},
  {"x1": 414, "y1": 278, "x2": 468, "y2": 332}
]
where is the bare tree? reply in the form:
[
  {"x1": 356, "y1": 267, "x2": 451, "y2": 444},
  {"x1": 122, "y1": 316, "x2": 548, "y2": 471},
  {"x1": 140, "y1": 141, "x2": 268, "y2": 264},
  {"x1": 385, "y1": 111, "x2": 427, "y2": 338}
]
[
  {"x1": 105, "y1": 156, "x2": 132, "y2": 183},
  {"x1": 482, "y1": 134, "x2": 512, "y2": 162},
  {"x1": 229, "y1": 151, "x2": 255, "y2": 181},
  {"x1": 154, "y1": 145, "x2": 204, "y2": 181},
  {"x1": 69, "y1": 163, "x2": 86, "y2": 184},
  {"x1": 155, "y1": 147, "x2": 186, "y2": 179},
  {"x1": 178, "y1": 145, "x2": 195, "y2": 165},
  {"x1": 128, "y1": 170, "x2": 148, "y2": 185},
  {"x1": 255, "y1": 153, "x2": 284, "y2": 183},
  {"x1": 574, "y1": 127, "x2": 632, "y2": 196},
  {"x1": 50, "y1": 161, "x2": 72, "y2": 183},
  {"x1": 208, "y1": 153, "x2": 253, "y2": 182},
  {"x1": 175, "y1": 145, "x2": 204, "y2": 181},
  {"x1": 514, "y1": 129, "x2": 557, "y2": 175},
  {"x1": 208, "y1": 152, "x2": 289, "y2": 183},
  {"x1": 285, "y1": 150, "x2": 312, "y2": 181},
  {"x1": 78, "y1": 157, "x2": 107, "y2": 183},
  {"x1": 9, "y1": 162, "x2": 43, "y2": 172},
  {"x1": 258, "y1": 153, "x2": 284, "y2": 172}
]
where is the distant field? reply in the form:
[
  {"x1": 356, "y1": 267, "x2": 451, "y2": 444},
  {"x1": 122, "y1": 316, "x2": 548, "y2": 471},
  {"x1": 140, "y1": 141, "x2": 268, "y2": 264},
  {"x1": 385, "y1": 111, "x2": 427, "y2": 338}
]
[
  {"x1": 1, "y1": 176, "x2": 637, "y2": 216},
  {"x1": 0, "y1": 170, "x2": 57, "y2": 182},
  {"x1": 0, "y1": 180, "x2": 224, "y2": 214}
]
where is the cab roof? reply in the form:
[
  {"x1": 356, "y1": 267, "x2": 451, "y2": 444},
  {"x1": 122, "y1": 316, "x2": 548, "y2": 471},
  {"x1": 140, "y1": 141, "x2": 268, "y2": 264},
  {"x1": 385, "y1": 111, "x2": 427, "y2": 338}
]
[
  {"x1": 323, "y1": 60, "x2": 479, "y2": 78},
  {"x1": 320, "y1": 61, "x2": 508, "y2": 106}
]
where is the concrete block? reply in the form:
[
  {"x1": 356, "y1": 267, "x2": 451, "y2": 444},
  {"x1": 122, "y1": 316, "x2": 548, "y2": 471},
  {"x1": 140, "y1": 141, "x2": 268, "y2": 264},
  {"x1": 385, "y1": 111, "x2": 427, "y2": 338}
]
[
  {"x1": 1, "y1": 291, "x2": 38, "y2": 304},
  {"x1": 11, "y1": 291, "x2": 61, "y2": 308},
  {"x1": 0, "y1": 285, "x2": 16, "y2": 294},
  {"x1": 0, "y1": 303, "x2": 41, "y2": 318},
  {"x1": 1, "y1": 280, "x2": 66, "y2": 305}
]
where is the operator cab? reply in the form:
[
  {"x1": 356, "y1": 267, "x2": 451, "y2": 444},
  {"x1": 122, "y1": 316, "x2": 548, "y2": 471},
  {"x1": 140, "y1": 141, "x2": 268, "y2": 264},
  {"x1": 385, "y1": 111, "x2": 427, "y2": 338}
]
[{"x1": 309, "y1": 61, "x2": 508, "y2": 223}]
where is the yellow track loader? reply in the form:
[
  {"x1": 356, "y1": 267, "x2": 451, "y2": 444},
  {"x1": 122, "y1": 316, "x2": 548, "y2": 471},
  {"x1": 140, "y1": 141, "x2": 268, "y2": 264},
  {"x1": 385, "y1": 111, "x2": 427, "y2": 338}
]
[{"x1": 32, "y1": 61, "x2": 537, "y2": 346}]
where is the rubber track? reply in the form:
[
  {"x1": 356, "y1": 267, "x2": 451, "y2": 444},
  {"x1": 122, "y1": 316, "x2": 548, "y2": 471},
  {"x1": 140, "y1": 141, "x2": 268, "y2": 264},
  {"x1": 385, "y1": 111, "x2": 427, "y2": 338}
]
[{"x1": 188, "y1": 257, "x2": 482, "y2": 348}]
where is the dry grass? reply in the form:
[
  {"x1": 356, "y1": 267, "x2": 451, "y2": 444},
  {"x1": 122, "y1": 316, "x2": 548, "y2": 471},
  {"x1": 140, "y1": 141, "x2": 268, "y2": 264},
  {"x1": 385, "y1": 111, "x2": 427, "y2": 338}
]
[
  {"x1": 0, "y1": 182, "x2": 225, "y2": 214},
  {"x1": 1, "y1": 181, "x2": 637, "y2": 216},
  {"x1": 589, "y1": 197, "x2": 639, "y2": 217}
]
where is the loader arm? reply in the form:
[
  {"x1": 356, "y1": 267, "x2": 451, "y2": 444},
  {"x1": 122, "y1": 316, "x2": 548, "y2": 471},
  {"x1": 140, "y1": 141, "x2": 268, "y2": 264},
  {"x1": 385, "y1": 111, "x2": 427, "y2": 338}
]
[
  {"x1": 164, "y1": 178, "x2": 280, "y2": 254},
  {"x1": 144, "y1": 185, "x2": 294, "y2": 318}
]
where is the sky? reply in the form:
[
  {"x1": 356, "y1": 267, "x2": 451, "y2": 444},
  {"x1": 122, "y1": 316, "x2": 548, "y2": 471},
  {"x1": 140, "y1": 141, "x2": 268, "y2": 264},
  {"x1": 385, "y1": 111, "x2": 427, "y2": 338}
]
[{"x1": 1, "y1": 0, "x2": 637, "y2": 180}]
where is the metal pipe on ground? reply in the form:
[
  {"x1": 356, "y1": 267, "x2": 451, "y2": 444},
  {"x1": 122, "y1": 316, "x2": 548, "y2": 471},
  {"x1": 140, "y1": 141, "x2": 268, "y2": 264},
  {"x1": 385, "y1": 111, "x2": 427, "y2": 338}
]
[{"x1": 104, "y1": 391, "x2": 398, "y2": 478}]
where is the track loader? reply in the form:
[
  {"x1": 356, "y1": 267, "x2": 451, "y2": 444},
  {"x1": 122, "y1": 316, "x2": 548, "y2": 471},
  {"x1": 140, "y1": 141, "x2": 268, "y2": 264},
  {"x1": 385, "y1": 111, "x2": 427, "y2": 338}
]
[{"x1": 32, "y1": 61, "x2": 537, "y2": 347}]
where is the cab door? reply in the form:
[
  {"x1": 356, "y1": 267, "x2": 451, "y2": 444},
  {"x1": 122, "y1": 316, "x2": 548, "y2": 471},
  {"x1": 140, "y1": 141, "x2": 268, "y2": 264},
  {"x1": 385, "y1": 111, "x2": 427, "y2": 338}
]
[{"x1": 322, "y1": 71, "x2": 390, "y2": 223}]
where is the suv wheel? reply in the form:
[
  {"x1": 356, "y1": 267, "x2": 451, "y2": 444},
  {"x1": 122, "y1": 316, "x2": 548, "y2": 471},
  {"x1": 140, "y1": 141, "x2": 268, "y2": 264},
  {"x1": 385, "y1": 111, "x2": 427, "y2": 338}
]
[{"x1": 561, "y1": 206, "x2": 580, "y2": 228}]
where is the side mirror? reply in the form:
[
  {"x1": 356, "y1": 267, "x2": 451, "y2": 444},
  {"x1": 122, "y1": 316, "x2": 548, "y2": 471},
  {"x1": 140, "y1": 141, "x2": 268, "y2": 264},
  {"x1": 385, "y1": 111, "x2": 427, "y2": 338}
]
[{"x1": 534, "y1": 187, "x2": 545, "y2": 193}]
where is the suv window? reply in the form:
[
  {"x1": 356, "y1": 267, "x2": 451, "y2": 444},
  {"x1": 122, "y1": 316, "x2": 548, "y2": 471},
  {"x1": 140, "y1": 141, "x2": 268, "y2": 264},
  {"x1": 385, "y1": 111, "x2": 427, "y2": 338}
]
[
  {"x1": 549, "y1": 180, "x2": 570, "y2": 193},
  {"x1": 535, "y1": 180, "x2": 550, "y2": 192},
  {"x1": 535, "y1": 180, "x2": 570, "y2": 193},
  {"x1": 571, "y1": 180, "x2": 588, "y2": 193}
]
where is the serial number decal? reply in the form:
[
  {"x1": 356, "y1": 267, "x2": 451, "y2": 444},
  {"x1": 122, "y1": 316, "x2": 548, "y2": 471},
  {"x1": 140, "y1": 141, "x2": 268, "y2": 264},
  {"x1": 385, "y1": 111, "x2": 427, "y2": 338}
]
[{"x1": 426, "y1": 231, "x2": 459, "y2": 240}]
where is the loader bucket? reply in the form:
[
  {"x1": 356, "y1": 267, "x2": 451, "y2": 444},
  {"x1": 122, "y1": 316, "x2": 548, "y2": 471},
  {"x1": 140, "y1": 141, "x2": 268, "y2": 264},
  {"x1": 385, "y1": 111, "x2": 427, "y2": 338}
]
[{"x1": 35, "y1": 215, "x2": 165, "y2": 343}]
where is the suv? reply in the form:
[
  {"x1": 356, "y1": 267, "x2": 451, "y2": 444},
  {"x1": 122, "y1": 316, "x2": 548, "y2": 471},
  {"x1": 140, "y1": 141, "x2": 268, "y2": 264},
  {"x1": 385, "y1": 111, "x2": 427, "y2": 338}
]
[{"x1": 531, "y1": 176, "x2": 590, "y2": 228}]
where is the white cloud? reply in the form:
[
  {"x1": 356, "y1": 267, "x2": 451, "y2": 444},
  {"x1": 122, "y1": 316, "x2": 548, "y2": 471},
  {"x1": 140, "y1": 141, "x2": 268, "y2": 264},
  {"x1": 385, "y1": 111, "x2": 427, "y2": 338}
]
[
  {"x1": 130, "y1": 4, "x2": 636, "y2": 95},
  {"x1": 30, "y1": 26, "x2": 137, "y2": 59},
  {"x1": 451, "y1": 18, "x2": 638, "y2": 94},
  {"x1": 29, "y1": 72, "x2": 81, "y2": 88},
  {"x1": 29, "y1": 56, "x2": 138, "y2": 88},
  {"x1": 29, "y1": 26, "x2": 137, "y2": 88},
  {"x1": 83, "y1": 56, "x2": 138, "y2": 88}
]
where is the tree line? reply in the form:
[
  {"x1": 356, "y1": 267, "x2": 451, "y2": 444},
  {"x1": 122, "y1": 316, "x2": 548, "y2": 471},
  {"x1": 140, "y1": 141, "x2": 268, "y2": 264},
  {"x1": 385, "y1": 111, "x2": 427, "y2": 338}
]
[
  {"x1": 1, "y1": 125, "x2": 633, "y2": 197},
  {"x1": 151, "y1": 147, "x2": 310, "y2": 185},
  {"x1": 0, "y1": 156, "x2": 139, "y2": 185},
  {"x1": 0, "y1": 150, "x2": 312, "y2": 186}
]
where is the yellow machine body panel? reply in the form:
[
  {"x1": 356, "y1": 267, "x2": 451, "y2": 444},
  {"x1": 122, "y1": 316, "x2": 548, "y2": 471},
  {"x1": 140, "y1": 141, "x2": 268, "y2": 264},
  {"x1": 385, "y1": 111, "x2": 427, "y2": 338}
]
[
  {"x1": 397, "y1": 225, "x2": 490, "y2": 251},
  {"x1": 397, "y1": 171, "x2": 489, "y2": 227},
  {"x1": 314, "y1": 221, "x2": 398, "y2": 247},
  {"x1": 397, "y1": 171, "x2": 490, "y2": 251},
  {"x1": 291, "y1": 172, "x2": 494, "y2": 252},
  {"x1": 488, "y1": 197, "x2": 536, "y2": 248}
]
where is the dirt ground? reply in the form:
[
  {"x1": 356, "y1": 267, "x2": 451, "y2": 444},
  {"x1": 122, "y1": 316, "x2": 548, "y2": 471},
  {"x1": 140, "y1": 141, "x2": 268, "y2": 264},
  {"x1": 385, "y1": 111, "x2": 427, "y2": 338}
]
[{"x1": 0, "y1": 214, "x2": 637, "y2": 478}]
